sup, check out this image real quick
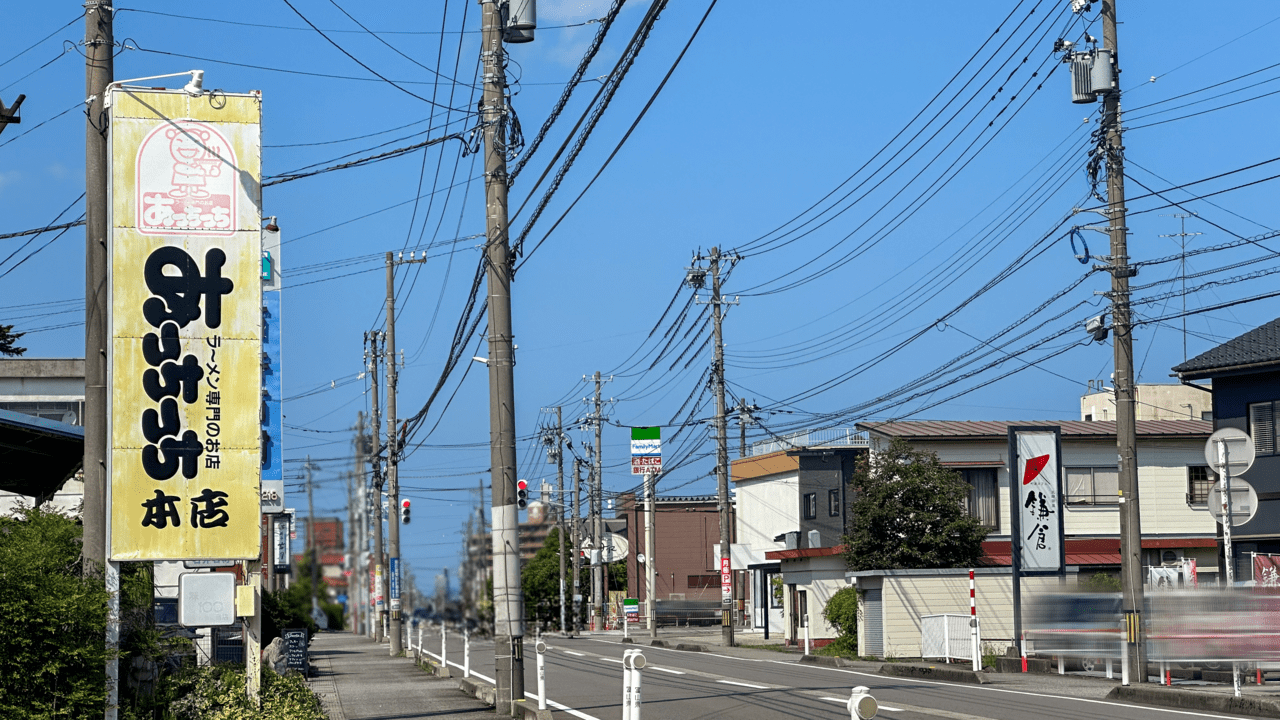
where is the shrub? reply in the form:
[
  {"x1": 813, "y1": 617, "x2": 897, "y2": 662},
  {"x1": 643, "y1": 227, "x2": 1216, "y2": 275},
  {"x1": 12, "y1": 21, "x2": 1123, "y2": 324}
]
[
  {"x1": 161, "y1": 665, "x2": 326, "y2": 720},
  {"x1": 0, "y1": 506, "x2": 109, "y2": 719},
  {"x1": 1080, "y1": 572, "x2": 1121, "y2": 593},
  {"x1": 822, "y1": 587, "x2": 859, "y2": 637}
]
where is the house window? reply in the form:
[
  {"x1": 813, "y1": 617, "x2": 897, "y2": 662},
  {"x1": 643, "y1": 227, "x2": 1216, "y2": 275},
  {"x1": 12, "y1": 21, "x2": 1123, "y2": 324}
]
[
  {"x1": 1066, "y1": 467, "x2": 1120, "y2": 505},
  {"x1": 1187, "y1": 466, "x2": 1217, "y2": 505},
  {"x1": 1249, "y1": 401, "x2": 1278, "y2": 455},
  {"x1": 960, "y1": 468, "x2": 999, "y2": 530},
  {"x1": 828, "y1": 489, "x2": 841, "y2": 517},
  {"x1": 803, "y1": 493, "x2": 817, "y2": 520},
  {"x1": 1201, "y1": 410, "x2": 1213, "y2": 422},
  {"x1": 769, "y1": 574, "x2": 783, "y2": 608}
]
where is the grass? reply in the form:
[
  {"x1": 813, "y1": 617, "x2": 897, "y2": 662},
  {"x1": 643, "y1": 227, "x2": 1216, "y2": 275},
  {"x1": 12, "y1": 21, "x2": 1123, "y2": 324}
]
[{"x1": 735, "y1": 642, "x2": 799, "y2": 654}]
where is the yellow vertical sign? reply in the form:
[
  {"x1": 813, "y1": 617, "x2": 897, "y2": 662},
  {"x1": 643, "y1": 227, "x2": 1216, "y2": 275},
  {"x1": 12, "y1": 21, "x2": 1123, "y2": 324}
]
[{"x1": 108, "y1": 88, "x2": 262, "y2": 560}]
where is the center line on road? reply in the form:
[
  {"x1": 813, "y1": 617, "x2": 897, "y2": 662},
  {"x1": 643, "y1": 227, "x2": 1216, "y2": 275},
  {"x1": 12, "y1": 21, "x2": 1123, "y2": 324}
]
[
  {"x1": 565, "y1": 650, "x2": 586, "y2": 656},
  {"x1": 822, "y1": 697, "x2": 904, "y2": 712},
  {"x1": 652, "y1": 666, "x2": 685, "y2": 674},
  {"x1": 600, "y1": 657, "x2": 623, "y2": 663},
  {"x1": 717, "y1": 680, "x2": 768, "y2": 689}
]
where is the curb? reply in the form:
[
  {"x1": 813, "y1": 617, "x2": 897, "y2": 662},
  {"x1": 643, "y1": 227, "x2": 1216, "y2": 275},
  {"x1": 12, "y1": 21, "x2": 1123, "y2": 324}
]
[
  {"x1": 649, "y1": 640, "x2": 669, "y2": 648},
  {"x1": 675, "y1": 643, "x2": 707, "y2": 652},
  {"x1": 878, "y1": 663, "x2": 988, "y2": 685},
  {"x1": 799, "y1": 655, "x2": 841, "y2": 668},
  {"x1": 457, "y1": 676, "x2": 554, "y2": 720},
  {"x1": 1107, "y1": 685, "x2": 1280, "y2": 718}
]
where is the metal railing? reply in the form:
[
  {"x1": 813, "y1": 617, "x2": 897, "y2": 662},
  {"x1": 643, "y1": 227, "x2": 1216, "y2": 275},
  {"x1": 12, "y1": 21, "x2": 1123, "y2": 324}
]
[{"x1": 749, "y1": 428, "x2": 868, "y2": 456}]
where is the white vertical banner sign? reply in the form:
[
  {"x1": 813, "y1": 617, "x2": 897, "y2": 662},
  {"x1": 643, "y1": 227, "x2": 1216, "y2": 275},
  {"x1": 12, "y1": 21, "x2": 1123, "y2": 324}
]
[{"x1": 1015, "y1": 430, "x2": 1063, "y2": 572}]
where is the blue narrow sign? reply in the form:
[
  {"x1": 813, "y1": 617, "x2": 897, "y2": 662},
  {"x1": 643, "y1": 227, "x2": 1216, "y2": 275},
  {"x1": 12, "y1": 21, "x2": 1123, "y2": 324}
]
[{"x1": 389, "y1": 557, "x2": 400, "y2": 599}]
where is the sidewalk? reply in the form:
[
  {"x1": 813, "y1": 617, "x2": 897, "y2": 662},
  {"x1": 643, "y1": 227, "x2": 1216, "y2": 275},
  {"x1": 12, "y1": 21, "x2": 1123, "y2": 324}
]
[{"x1": 306, "y1": 631, "x2": 495, "y2": 720}]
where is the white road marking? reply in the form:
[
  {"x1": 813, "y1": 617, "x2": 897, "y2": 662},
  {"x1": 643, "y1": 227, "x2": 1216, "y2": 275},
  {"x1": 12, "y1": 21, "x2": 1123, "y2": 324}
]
[
  {"x1": 717, "y1": 680, "x2": 769, "y2": 689},
  {"x1": 822, "y1": 696, "x2": 904, "y2": 712},
  {"x1": 439, "y1": 662, "x2": 600, "y2": 720},
  {"x1": 652, "y1": 666, "x2": 686, "y2": 674},
  {"x1": 600, "y1": 657, "x2": 624, "y2": 663},
  {"x1": 565, "y1": 650, "x2": 586, "y2": 657}
]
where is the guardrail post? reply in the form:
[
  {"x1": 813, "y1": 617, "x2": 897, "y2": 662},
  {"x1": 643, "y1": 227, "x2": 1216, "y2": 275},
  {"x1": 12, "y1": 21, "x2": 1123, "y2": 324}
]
[
  {"x1": 536, "y1": 640, "x2": 547, "y2": 711},
  {"x1": 1120, "y1": 620, "x2": 1129, "y2": 686}
]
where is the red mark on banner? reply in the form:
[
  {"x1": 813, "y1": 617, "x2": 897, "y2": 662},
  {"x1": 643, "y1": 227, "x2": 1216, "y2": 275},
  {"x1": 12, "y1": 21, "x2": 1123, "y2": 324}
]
[{"x1": 1022, "y1": 454, "x2": 1050, "y2": 485}]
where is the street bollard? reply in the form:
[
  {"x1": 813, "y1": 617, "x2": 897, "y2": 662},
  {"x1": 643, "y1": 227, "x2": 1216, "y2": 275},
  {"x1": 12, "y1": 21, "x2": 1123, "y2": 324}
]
[
  {"x1": 804, "y1": 623, "x2": 811, "y2": 656},
  {"x1": 416, "y1": 625, "x2": 423, "y2": 659},
  {"x1": 622, "y1": 649, "x2": 636, "y2": 720},
  {"x1": 464, "y1": 628, "x2": 471, "y2": 678},
  {"x1": 629, "y1": 651, "x2": 646, "y2": 720},
  {"x1": 441, "y1": 621, "x2": 448, "y2": 666},
  {"x1": 847, "y1": 686, "x2": 878, "y2": 720},
  {"x1": 1058, "y1": 655, "x2": 1064, "y2": 675},
  {"x1": 536, "y1": 640, "x2": 548, "y2": 711},
  {"x1": 1106, "y1": 654, "x2": 1113, "y2": 680}
]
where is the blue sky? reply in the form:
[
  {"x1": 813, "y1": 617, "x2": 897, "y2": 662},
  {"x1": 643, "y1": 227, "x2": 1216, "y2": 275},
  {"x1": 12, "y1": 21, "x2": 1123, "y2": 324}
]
[{"x1": 4, "y1": 1, "x2": 1280, "y2": 596}]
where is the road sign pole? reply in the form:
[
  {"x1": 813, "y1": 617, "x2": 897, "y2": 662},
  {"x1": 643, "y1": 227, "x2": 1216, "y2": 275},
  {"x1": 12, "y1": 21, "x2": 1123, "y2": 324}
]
[
  {"x1": 645, "y1": 471, "x2": 656, "y2": 639},
  {"x1": 1219, "y1": 439, "x2": 1243, "y2": 698}
]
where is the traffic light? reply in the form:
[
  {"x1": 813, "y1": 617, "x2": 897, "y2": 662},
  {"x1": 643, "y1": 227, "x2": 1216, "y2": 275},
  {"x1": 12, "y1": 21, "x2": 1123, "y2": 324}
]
[
  {"x1": 401, "y1": 498, "x2": 411, "y2": 524},
  {"x1": 517, "y1": 479, "x2": 528, "y2": 509}
]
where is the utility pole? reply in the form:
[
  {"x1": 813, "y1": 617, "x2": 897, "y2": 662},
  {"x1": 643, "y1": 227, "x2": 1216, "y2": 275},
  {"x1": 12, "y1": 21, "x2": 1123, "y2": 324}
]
[
  {"x1": 479, "y1": 0, "x2": 526, "y2": 708},
  {"x1": 354, "y1": 412, "x2": 367, "y2": 634},
  {"x1": 1159, "y1": 214, "x2": 1201, "y2": 365},
  {"x1": 571, "y1": 457, "x2": 583, "y2": 635},
  {"x1": 702, "y1": 246, "x2": 739, "y2": 647},
  {"x1": 549, "y1": 408, "x2": 568, "y2": 635},
  {"x1": 587, "y1": 372, "x2": 606, "y2": 631},
  {"x1": 1100, "y1": 0, "x2": 1147, "y2": 682},
  {"x1": 737, "y1": 399, "x2": 759, "y2": 459},
  {"x1": 383, "y1": 251, "x2": 423, "y2": 657},
  {"x1": 366, "y1": 332, "x2": 385, "y2": 642},
  {"x1": 305, "y1": 457, "x2": 320, "y2": 610},
  {"x1": 82, "y1": 1, "x2": 112, "y2": 578}
]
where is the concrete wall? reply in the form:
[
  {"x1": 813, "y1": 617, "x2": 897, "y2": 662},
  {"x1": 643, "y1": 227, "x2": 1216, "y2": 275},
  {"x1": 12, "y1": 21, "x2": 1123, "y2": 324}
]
[
  {"x1": 856, "y1": 570, "x2": 1075, "y2": 659},
  {"x1": 734, "y1": 471, "x2": 798, "y2": 557}
]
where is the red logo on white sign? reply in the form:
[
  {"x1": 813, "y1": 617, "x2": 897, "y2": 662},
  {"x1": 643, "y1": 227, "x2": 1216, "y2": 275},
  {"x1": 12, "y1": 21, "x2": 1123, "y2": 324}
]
[{"x1": 135, "y1": 121, "x2": 237, "y2": 236}]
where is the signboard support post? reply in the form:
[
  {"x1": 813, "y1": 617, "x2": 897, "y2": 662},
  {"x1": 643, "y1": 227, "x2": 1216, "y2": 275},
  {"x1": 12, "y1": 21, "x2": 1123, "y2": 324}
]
[
  {"x1": 1220, "y1": 440, "x2": 1242, "y2": 698},
  {"x1": 645, "y1": 472, "x2": 657, "y2": 638}
]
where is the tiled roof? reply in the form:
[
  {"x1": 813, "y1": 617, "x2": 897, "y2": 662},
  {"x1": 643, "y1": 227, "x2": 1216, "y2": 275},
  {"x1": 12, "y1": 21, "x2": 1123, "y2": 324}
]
[
  {"x1": 858, "y1": 419, "x2": 1210, "y2": 439},
  {"x1": 1172, "y1": 317, "x2": 1280, "y2": 377}
]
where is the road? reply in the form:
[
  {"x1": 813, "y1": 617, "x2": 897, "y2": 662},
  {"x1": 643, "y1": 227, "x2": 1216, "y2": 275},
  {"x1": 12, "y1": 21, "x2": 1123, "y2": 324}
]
[{"x1": 407, "y1": 629, "x2": 1258, "y2": 720}]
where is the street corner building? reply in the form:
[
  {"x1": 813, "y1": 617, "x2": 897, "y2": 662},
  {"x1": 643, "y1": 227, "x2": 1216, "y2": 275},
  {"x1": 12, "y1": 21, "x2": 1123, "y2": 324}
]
[{"x1": 107, "y1": 87, "x2": 263, "y2": 561}]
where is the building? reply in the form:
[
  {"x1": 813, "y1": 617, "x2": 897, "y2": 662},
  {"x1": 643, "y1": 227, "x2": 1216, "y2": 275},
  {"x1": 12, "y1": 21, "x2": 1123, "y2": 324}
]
[
  {"x1": 1080, "y1": 381, "x2": 1212, "y2": 422},
  {"x1": 857, "y1": 419, "x2": 1218, "y2": 580},
  {"x1": 1173, "y1": 317, "x2": 1280, "y2": 580},
  {"x1": 0, "y1": 358, "x2": 85, "y2": 514},
  {"x1": 614, "y1": 493, "x2": 730, "y2": 605},
  {"x1": 295, "y1": 516, "x2": 347, "y2": 596},
  {"x1": 730, "y1": 428, "x2": 868, "y2": 639}
]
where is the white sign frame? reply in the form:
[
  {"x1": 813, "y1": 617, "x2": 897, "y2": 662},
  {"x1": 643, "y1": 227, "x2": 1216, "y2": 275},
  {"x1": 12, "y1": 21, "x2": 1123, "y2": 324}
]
[
  {"x1": 178, "y1": 571, "x2": 237, "y2": 627},
  {"x1": 1008, "y1": 426, "x2": 1066, "y2": 574}
]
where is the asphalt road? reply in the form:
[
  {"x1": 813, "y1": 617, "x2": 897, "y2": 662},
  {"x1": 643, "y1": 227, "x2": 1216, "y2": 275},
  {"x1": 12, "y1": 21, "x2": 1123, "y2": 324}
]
[{"x1": 411, "y1": 630, "x2": 1256, "y2": 720}]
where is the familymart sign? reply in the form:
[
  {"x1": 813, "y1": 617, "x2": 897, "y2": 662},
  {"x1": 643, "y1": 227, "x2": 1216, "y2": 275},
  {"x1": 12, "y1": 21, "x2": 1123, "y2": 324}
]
[{"x1": 630, "y1": 426, "x2": 661, "y2": 475}]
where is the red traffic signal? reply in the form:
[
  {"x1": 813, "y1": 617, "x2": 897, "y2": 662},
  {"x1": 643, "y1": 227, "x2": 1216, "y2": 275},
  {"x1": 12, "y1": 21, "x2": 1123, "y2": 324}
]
[
  {"x1": 516, "y1": 479, "x2": 528, "y2": 490},
  {"x1": 401, "y1": 499, "x2": 411, "y2": 508},
  {"x1": 400, "y1": 498, "x2": 411, "y2": 524},
  {"x1": 517, "y1": 479, "x2": 529, "y2": 509}
]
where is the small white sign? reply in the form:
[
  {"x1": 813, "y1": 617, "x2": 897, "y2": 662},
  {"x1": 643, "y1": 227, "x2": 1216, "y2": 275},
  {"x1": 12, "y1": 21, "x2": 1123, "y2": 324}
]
[
  {"x1": 261, "y1": 480, "x2": 285, "y2": 513},
  {"x1": 178, "y1": 572, "x2": 237, "y2": 627}
]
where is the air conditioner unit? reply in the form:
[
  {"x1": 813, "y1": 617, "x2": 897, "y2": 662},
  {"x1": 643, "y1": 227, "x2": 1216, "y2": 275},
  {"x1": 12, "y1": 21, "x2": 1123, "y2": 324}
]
[
  {"x1": 668, "y1": 593, "x2": 685, "y2": 601},
  {"x1": 1160, "y1": 550, "x2": 1184, "y2": 566}
]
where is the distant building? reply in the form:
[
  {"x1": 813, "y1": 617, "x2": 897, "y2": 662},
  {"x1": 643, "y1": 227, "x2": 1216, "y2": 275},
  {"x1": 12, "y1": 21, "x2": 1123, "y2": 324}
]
[
  {"x1": 0, "y1": 358, "x2": 85, "y2": 514},
  {"x1": 294, "y1": 516, "x2": 347, "y2": 596},
  {"x1": 1080, "y1": 381, "x2": 1211, "y2": 422},
  {"x1": 614, "y1": 493, "x2": 730, "y2": 604}
]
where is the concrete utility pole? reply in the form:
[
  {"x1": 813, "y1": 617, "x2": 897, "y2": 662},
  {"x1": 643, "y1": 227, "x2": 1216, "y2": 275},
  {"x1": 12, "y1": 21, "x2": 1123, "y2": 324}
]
[
  {"x1": 1100, "y1": 0, "x2": 1147, "y2": 682},
  {"x1": 571, "y1": 458, "x2": 583, "y2": 634},
  {"x1": 479, "y1": 0, "x2": 525, "y2": 708},
  {"x1": 708, "y1": 247, "x2": 735, "y2": 647},
  {"x1": 589, "y1": 372, "x2": 605, "y2": 631},
  {"x1": 383, "y1": 251, "x2": 415, "y2": 657},
  {"x1": 366, "y1": 332, "x2": 385, "y2": 642},
  {"x1": 354, "y1": 412, "x2": 367, "y2": 634},
  {"x1": 551, "y1": 408, "x2": 568, "y2": 634},
  {"x1": 82, "y1": 0, "x2": 112, "y2": 578},
  {"x1": 305, "y1": 456, "x2": 320, "y2": 608}
]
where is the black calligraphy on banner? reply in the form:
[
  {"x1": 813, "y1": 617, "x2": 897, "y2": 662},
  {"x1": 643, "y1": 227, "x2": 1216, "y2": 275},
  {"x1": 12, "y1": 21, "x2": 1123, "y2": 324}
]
[{"x1": 138, "y1": 245, "x2": 234, "y2": 530}]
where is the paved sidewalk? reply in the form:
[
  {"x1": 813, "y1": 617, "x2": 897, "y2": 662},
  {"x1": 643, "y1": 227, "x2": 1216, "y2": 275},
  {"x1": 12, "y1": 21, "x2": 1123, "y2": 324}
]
[{"x1": 306, "y1": 631, "x2": 495, "y2": 720}]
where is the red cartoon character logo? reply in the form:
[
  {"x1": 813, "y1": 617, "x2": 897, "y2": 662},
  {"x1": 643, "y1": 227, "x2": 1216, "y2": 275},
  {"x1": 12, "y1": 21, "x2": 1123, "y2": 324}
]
[{"x1": 136, "y1": 121, "x2": 237, "y2": 236}]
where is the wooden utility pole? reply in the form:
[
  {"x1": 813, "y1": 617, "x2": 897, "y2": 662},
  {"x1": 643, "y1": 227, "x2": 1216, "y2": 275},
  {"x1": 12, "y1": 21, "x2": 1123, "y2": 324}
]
[
  {"x1": 1101, "y1": 0, "x2": 1146, "y2": 682},
  {"x1": 479, "y1": 0, "x2": 525, "y2": 708}
]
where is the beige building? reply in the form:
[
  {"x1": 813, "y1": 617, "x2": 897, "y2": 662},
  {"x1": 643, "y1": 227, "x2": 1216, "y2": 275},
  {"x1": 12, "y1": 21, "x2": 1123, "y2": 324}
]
[{"x1": 1080, "y1": 382, "x2": 1211, "y2": 422}]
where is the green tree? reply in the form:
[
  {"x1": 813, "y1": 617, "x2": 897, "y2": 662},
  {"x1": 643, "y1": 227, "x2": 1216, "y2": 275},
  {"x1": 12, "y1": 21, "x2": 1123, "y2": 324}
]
[
  {"x1": 0, "y1": 506, "x2": 108, "y2": 718},
  {"x1": 0, "y1": 323, "x2": 25, "y2": 357},
  {"x1": 842, "y1": 438, "x2": 989, "y2": 571},
  {"x1": 819, "y1": 587, "x2": 860, "y2": 658}
]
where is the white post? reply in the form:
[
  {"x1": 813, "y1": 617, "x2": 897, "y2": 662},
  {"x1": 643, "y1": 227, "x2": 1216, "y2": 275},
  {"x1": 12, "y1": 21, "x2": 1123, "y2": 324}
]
[
  {"x1": 464, "y1": 628, "x2": 471, "y2": 678},
  {"x1": 976, "y1": 618, "x2": 982, "y2": 671},
  {"x1": 970, "y1": 570, "x2": 980, "y2": 670},
  {"x1": 804, "y1": 621, "x2": 811, "y2": 656},
  {"x1": 1219, "y1": 439, "x2": 1243, "y2": 699},
  {"x1": 622, "y1": 649, "x2": 635, "y2": 720},
  {"x1": 441, "y1": 621, "x2": 447, "y2": 665},
  {"x1": 1121, "y1": 620, "x2": 1130, "y2": 686},
  {"x1": 624, "y1": 608, "x2": 629, "y2": 640},
  {"x1": 1106, "y1": 654, "x2": 1113, "y2": 679},
  {"x1": 536, "y1": 641, "x2": 547, "y2": 711},
  {"x1": 630, "y1": 651, "x2": 646, "y2": 720},
  {"x1": 1058, "y1": 655, "x2": 1065, "y2": 675}
]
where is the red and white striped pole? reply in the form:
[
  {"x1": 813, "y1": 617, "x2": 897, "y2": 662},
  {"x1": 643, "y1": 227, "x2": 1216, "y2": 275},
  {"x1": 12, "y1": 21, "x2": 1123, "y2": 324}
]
[{"x1": 970, "y1": 569, "x2": 980, "y2": 671}]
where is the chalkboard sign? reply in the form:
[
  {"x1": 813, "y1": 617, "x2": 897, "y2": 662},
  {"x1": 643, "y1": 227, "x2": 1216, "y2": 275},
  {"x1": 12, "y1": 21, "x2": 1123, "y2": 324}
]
[{"x1": 283, "y1": 628, "x2": 309, "y2": 675}]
